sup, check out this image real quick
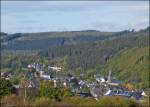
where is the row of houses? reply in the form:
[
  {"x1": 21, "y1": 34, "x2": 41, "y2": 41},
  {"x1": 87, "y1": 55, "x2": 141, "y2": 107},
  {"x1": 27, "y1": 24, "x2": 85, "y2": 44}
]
[
  {"x1": 27, "y1": 63, "x2": 148, "y2": 100},
  {"x1": 1, "y1": 63, "x2": 148, "y2": 101}
]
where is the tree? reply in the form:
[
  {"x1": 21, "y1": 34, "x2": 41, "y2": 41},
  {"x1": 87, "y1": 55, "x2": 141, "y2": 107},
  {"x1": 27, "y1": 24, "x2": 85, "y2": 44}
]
[
  {"x1": 11, "y1": 77, "x2": 19, "y2": 85},
  {"x1": 62, "y1": 56, "x2": 69, "y2": 72},
  {"x1": 39, "y1": 80, "x2": 73, "y2": 101},
  {"x1": 20, "y1": 76, "x2": 29, "y2": 104},
  {"x1": 127, "y1": 83, "x2": 135, "y2": 91},
  {"x1": 0, "y1": 78, "x2": 13, "y2": 97}
]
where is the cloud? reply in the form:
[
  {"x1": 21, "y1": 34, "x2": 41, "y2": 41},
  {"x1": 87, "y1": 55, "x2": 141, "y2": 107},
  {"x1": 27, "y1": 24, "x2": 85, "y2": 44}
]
[
  {"x1": 131, "y1": 18, "x2": 149, "y2": 30},
  {"x1": 3, "y1": 1, "x2": 148, "y2": 14},
  {"x1": 90, "y1": 21, "x2": 131, "y2": 32},
  {"x1": 1, "y1": 1, "x2": 92, "y2": 14},
  {"x1": 1, "y1": 1, "x2": 149, "y2": 33},
  {"x1": 91, "y1": 22, "x2": 116, "y2": 30}
]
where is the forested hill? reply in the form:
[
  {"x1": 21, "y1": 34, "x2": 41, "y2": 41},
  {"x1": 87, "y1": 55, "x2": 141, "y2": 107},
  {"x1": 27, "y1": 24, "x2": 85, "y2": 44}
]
[
  {"x1": 38, "y1": 27, "x2": 149, "y2": 69},
  {"x1": 1, "y1": 28, "x2": 144, "y2": 50},
  {"x1": 1, "y1": 30, "x2": 114, "y2": 50},
  {"x1": 37, "y1": 27, "x2": 149, "y2": 89}
]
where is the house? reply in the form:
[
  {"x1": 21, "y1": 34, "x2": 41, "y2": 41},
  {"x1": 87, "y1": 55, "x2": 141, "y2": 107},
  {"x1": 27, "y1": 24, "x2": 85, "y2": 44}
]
[
  {"x1": 67, "y1": 77, "x2": 80, "y2": 93},
  {"x1": 96, "y1": 77, "x2": 107, "y2": 83},
  {"x1": 48, "y1": 66, "x2": 61, "y2": 71},
  {"x1": 78, "y1": 92, "x2": 91, "y2": 97},
  {"x1": 34, "y1": 70, "x2": 51, "y2": 80},
  {"x1": 1, "y1": 71, "x2": 14, "y2": 80},
  {"x1": 90, "y1": 85, "x2": 104, "y2": 99},
  {"x1": 104, "y1": 89, "x2": 146, "y2": 100},
  {"x1": 141, "y1": 91, "x2": 148, "y2": 97},
  {"x1": 29, "y1": 80, "x2": 39, "y2": 88},
  {"x1": 27, "y1": 63, "x2": 45, "y2": 72},
  {"x1": 78, "y1": 80, "x2": 85, "y2": 86},
  {"x1": 41, "y1": 75, "x2": 51, "y2": 80},
  {"x1": 13, "y1": 84, "x2": 20, "y2": 89},
  {"x1": 108, "y1": 82, "x2": 119, "y2": 86},
  {"x1": 108, "y1": 80, "x2": 122, "y2": 86},
  {"x1": 70, "y1": 84, "x2": 80, "y2": 93},
  {"x1": 104, "y1": 90, "x2": 132, "y2": 98},
  {"x1": 86, "y1": 82, "x2": 96, "y2": 88},
  {"x1": 11, "y1": 79, "x2": 39, "y2": 97},
  {"x1": 78, "y1": 84, "x2": 91, "y2": 97},
  {"x1": 104, "y1": 89, "x2": 111, "y2": 95},
  {"x1": 63, "y1": 82, "x2": 67, "y2": 87},
  {"x1": 53, "y1": 79, "x2": 62, "y2": 88},
  {"x1": 131, "y1": 91, "x2": 143, "y2": 100}
]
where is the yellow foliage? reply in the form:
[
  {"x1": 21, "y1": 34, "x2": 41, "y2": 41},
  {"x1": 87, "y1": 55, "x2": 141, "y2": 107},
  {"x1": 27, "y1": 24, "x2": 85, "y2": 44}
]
[{"x1": 125, "y1": 83, "x2": 135, "y2": 91}]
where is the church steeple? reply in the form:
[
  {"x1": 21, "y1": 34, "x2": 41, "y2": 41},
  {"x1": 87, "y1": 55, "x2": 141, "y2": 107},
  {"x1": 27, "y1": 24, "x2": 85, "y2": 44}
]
[{"x1": 107, "y1": 69, "x2": 112, "y2": 83}]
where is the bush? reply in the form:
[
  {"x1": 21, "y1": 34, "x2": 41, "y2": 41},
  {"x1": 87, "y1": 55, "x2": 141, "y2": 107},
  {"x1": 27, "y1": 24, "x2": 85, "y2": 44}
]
[
  {"x1": 0, "y1": 94, "x2": 28, "y2": 107},
  {"x1": 98, "y1": 96, "x2": 140, "y2": 107},
  {"x1": 0, "y1": 78, "x2": 13, "y2": 98},
  {"x1": 32, "y1": 97, "x2": 72, "y2": 106},
  {"x1": 39, "y1": 80, "x2": 73, "y2": 101},
  {"x1": 32, "y1": 97, "x2": 54, "y2": 106},
  {"x1": 63, "y1": 96, "x2": 98, "y2": 106},
  {"x1": 140, "y1": 96, "x2": 150, "y2": 107}
]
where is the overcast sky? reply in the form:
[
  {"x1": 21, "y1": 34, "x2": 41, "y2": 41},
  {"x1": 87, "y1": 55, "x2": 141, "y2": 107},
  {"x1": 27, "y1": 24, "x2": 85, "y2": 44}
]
[{"x1": 1, "y1": 1, "x2": 149, "y2": 33}]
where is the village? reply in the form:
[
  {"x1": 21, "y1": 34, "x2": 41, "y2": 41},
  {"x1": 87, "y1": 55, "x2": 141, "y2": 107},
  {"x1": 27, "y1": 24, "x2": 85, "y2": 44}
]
[{"x1": 1, "y1": 62, "x2": 148, "y2": 101}]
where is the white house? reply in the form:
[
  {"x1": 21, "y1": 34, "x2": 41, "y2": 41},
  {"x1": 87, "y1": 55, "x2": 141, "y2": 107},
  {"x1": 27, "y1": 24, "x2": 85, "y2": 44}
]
[{"x1": 48, "y1": 66, "x2": 61, "y2": 71}]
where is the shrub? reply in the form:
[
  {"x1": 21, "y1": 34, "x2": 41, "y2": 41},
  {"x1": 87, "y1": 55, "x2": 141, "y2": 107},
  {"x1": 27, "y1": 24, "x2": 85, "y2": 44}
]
[
  {"x1": 39, "y1": 81, "x2": 73, "y2": 101},
  {"x1": 0, "y1": 78, "x2": 13, "y2": 98},
  {"x1": 98, "y1": 96, "x2": 139, "y2": 107},
  {"x1": 140, "y1": 96, "x2": 150, "y2": 107},
  {"x1": 0, "y1": 94, "x2": 28, "y2": 107},
  {"x1": 32, "y1": 97, "x2": 54, "y2": 106},
  {"x1": 63, "y1": 96, "x2": 98, "y2": 106}
]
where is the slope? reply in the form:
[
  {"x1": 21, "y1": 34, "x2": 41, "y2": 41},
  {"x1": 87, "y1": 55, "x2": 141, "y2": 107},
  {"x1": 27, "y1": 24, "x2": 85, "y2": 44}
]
[{"x1": 101, "y1": 47, "x2": 149, "y2": 89}]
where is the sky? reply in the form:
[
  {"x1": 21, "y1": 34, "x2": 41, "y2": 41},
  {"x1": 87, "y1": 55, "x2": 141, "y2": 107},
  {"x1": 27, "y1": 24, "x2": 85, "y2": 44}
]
[{"x1": 1, "y1": 1, "x2": 149, "y2": 33}]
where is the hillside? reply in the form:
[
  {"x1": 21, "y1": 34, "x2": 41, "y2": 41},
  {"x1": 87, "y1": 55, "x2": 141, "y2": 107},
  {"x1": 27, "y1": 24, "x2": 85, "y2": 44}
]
[
  {"x1": 1, "y1": 29, "x2": 142, "y2": 50},
  {"x1": 101, "y1": 47, "x2": 149, "y2": 89},
  {"x1": 38, "y1": 27, "x2": 149, "y2": 69},
  {"x1": 1, "y1": 30, "x2": 115, "y2": 50}
]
